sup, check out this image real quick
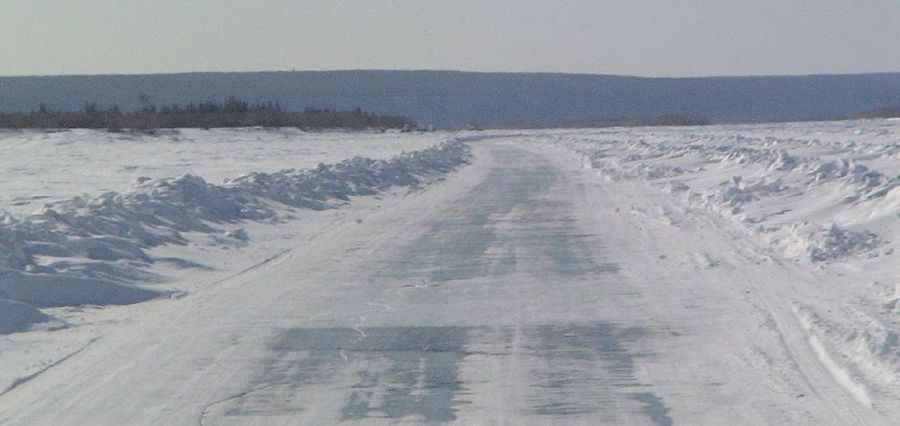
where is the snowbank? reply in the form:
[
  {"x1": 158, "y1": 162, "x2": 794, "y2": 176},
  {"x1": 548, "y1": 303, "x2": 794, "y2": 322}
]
[
  {"x1": 754, "y1": 222, "x2": 882, "y2": 263},
  {"x1": 0, "y1": 270, "x2": 161, "y2": 308},
  {"x1": 0, "y1": 139, "x2": 472, "y2": 334},
  {"x1": 566, "y1": 122, "x2": 898, "y2": 263},
  {"x1": 0, "y1": 299, "x2": 50, "y2": 334},
  {"x1": 0, "y1": 128, "x2": 447, "y2": 216}
]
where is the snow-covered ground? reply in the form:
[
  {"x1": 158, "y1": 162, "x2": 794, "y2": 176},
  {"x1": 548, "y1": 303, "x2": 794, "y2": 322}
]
[
  {"x1": 0, "y1": 128, "x2": 467, "y2": 395},
  {"x1": 1, "y1": 122, "x2": 899, "y2": 424},
  {"x1": 0, "y1": 128, "x2": 445, "y2": 216},
  {"x1": 526, "y1": 119, "x2": 900, "y2": 411}
]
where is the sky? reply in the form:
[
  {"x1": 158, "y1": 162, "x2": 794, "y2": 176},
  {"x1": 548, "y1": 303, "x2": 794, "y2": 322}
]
[{"x1": 2, "y1": 0, "x2": 899, "y2": 77}]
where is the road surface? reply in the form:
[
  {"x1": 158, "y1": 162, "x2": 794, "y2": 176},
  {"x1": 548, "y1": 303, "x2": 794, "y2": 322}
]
[{"x1": 0, "y1": 139, "x2": 890, "y2": 425}]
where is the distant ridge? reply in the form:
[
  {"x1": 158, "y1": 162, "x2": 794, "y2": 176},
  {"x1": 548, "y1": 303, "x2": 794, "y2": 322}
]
[{"x1": 1, "y1": 70, "x2": 899, "y2": 128}]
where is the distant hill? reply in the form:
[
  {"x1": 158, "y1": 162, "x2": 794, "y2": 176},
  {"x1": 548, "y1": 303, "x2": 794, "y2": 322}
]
[{"x1": 1, "y1": 70, "x2": 899, "y2": 128}]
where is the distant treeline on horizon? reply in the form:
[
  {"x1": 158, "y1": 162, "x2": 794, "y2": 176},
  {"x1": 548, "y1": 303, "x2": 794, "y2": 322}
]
[
  {"x1": 0, "y1": 97, "x2": 416, "y2": 130},
  {"x1": 2, "y1": 70, "x2": 899, "y2": 128},
  {"x1": 857, "y1": 107, "x2": 900, "y2": 120},
  {"x1": 1, "y1": 101, "x2": 896, "y2": 131}
]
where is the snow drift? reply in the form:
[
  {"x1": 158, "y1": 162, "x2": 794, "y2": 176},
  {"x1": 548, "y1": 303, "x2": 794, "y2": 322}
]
[
  {"x1": 0, "y1": 299, "x2": 50, "y2": 335},
  {"x1": 567, "y1": 123, "x2": 899, "y2": 263},
  {"x1": 0, "y1": 139, "x2": 472, "y2": 334}
]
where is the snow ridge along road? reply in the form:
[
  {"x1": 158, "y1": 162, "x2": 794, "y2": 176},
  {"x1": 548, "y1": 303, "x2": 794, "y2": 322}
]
[
  {"x1": 2, "y1": 130, "x2": 898, "y2": 424},
  {"x1": 0, "y1": 138, "x2": 471, "y2": 332}
]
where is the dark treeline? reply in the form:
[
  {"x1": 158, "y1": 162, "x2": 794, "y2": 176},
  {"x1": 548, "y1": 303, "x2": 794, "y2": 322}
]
[
  {"x1": 0, "y1": 97, "x2": 416, "y2": 130},
  {"x1": 858, "y1": 107, "x2": 900, "y2": 119}
]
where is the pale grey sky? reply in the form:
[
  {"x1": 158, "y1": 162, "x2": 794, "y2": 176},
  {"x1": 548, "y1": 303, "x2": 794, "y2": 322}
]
[{"x1": 2, "y1": 0, "x2": 899, "y2": 77}]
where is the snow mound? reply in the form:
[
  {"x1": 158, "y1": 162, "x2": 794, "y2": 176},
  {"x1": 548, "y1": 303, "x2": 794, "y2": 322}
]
[
  {"x1": 0, "y1": 270, "x2": 161, "y2": 308},
  {"x1": 0, "y1": 299, "x2": 51, "y2": 334},
  {"x1": 225, "y1": 140, "x2": 471, "y2": 209},
  {"x1": 704, "y1": 176, "x2": 789, "y2": 212},
  {"x1": 769, "y1": 223, "x2": 880, "y2": 262},
  {"x1": 805, "y1": 224, "x2": 880, "y2": 262},
  {"x1": 805, "y1": 160, "x2": 884, "y2": 189},
  {"x1": 767, "y1": 150, "x2": 799, "y2": 172}
]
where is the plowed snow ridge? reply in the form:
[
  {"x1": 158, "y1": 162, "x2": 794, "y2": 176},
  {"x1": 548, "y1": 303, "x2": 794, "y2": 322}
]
[{"x1": 0, "y1": 139, "x2": 472, "y2": 332}]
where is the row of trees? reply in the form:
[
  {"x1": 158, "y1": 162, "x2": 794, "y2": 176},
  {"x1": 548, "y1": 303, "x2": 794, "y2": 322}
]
[
  {"x1": 0, "y1": 97, "x2": 416, "y2": 131},
  {"x1": 858, "y1": 107, "x2": 900, "y2": 119}
]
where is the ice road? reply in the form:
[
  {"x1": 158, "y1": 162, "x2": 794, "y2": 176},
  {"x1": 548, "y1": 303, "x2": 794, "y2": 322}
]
[{"x1": 0, "y1": 137, "x2": 893, "y2": 425}]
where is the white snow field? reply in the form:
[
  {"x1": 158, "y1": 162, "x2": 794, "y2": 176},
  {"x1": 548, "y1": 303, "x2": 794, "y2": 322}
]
[
  {"x1": 0, "y1": 128, "x2": 445, "y2": 216},
  {"x1": 1, "y1": 122, "x2": 899, "y2": 425}
]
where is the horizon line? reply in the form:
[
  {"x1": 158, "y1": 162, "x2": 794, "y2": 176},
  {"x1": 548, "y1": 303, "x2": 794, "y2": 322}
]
[{"x1": 3, "y1": 68, "x2": 900, "y2": 80}]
